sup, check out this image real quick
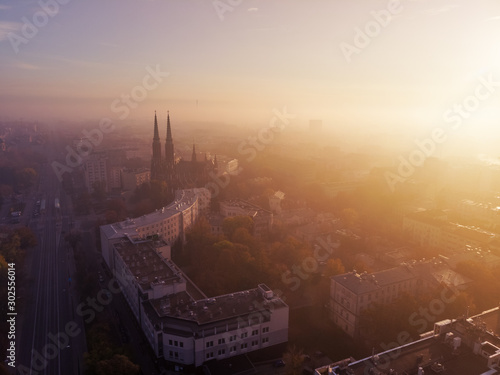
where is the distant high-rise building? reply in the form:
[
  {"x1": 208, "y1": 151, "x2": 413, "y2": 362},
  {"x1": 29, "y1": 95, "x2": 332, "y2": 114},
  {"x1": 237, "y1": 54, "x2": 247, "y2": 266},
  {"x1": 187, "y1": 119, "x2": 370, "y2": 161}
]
[{"x1": 84, "y1": 154, "x2": 108, "y2": 193}]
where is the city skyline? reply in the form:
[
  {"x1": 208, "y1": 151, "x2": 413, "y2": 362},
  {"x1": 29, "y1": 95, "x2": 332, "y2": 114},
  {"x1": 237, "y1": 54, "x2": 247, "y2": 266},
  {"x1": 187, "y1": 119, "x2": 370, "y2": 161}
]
[{"x1": 1, "y1": 0, "x2": 500, "y2": 144}]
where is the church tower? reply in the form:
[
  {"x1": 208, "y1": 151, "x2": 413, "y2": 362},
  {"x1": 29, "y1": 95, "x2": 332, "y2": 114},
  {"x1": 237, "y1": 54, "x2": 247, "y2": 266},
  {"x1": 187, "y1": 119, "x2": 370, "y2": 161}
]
[
  {"x1": 150, "y1": 111, "x2": 162, "y2": 181},
  {"x1": 164, "y1": 111, "x2": 175, "y2": 185}
]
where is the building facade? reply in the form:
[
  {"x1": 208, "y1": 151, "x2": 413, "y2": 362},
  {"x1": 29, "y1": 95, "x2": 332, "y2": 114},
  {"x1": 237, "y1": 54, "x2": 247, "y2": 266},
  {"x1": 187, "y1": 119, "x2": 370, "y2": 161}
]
[
  {"x1": 100, "y1": 188, "x2": 210, "y2": 270},
  {"x1": 121, "y1": 168, "x2": 151, "y2": 191},
  {"x1": 84, "y1": 154, "x2": 108, "y2": 193},
  {"x1": 109, "y1": 237, "x2": 288, "y2": 370},
  {"x1": 330, "y1": 261, "x2": 470, "y2": 338},
  {"x1": 403, "y1": 210, "x2": 496, "y2": 252},
  {"x1": 219, "y1": 199, "x2": 273, "y2": 237}
]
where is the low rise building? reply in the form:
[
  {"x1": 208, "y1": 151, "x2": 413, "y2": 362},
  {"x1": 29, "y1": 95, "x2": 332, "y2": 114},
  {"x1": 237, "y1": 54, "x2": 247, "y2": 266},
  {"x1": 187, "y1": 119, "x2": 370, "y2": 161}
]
[
  {"x1": 219, "y1": 199, "x2": 273, "y2": 237},
  {"x1": 330, "y1": 261, "x2": 470, "y2": 339},
  {"x1": 403, "y1": 210, "x2": 496, "y2": 253},
  {"x1": 316, "y1": 306, "x2": 500, "y2": 375},
  {"x1": 121, "y1": 168, "x2": 150, "y2": 191}
]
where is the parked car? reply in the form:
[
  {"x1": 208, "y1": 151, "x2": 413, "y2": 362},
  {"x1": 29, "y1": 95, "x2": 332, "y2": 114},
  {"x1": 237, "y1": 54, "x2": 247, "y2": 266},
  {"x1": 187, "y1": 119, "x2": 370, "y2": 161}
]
[{"x1": 273, "y1": 359, "x2": 285, "y2": 368}]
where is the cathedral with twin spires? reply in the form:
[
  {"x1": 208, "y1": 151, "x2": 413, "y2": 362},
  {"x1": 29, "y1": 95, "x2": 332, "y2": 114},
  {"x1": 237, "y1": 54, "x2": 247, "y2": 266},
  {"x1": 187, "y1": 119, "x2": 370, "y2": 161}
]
[{"x1": 150, "y1": 111, "x2": 217, "y2": 198}]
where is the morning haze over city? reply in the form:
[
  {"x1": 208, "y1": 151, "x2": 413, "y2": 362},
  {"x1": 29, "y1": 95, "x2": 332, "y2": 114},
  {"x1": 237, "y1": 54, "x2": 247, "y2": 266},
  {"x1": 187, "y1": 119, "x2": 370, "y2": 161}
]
[{"x1": 2, "y1": 1, "x2": 500, "y2": 375}]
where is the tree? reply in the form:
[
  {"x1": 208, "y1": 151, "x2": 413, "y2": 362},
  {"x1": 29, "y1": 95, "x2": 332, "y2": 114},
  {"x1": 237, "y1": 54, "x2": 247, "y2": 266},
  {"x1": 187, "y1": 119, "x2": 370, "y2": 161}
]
[
  {"x1": 341, "y1": 208, "x2": 360, "y2": 228},
  {"x1": 96, "y1": 354, "x2": 139, "y2": 375},
  {"x1": 15, "y1": 167, "x2": 37, "y2": 189},
  {"x1": 222, "y1": 215, "x2": 254, "y2": 239},
  {"x1": 150, "y1": 180, "x2": 169, "y2": 208},
  {"x1": 283, "y1": 345, "x2": 304, "y2": 375},
  {"x1": 75, "y1": 192, "x2": 92, "y2": 215},
  {"x1": 106, "y1": 199, "x2": 127, "y2": 219},
  {"x1": 14, "y1": 227, "x2": 37, "y2": 249},
  {"x1": 92, "y1": 180, "x2": 107, "y2": 202},
  {"x1": 65, "y1": 231, "x2": 82, "y2": 251},
  {"x1": 324, "y1": 258, "x2": 345, "y2": 277},
  {"x1": 0, "y1": 234, "x2": 20, "y2": 262}
]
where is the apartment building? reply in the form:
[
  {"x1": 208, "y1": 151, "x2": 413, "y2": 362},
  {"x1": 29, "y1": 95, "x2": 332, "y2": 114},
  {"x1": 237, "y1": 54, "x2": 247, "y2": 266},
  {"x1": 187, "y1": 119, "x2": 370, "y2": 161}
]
[
  {"x1": 330, "y1": 261, "x2": 469, "y2": 338},
  {"x1": 100, "y1": 188, "x2": 210, "y2": 270},
  {"x1": 317, "y1": 306, "x2": 500, "y2": 375},
  {"x1": 109, "y1": 238, "x2": 288, "y2": 371},
  {"x1": 219, "y1": 199, "x2": 273, "y2": 237},
  {"x1": 403, "y1": 210, "x2": 496, "y2": 252}
]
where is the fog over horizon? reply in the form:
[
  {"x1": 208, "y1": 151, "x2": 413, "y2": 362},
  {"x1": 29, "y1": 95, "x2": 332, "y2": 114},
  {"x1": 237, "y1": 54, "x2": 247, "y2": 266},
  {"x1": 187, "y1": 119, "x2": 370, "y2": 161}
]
[{"x1": 2, "y1": 0, "x2": 500, "y2": 159}]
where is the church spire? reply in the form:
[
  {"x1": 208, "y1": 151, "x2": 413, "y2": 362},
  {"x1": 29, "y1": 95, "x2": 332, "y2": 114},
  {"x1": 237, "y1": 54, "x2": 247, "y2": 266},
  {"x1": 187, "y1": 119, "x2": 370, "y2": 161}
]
[
  {"x1": 166, "y1": 110, "x2": 172, "y2": 141},
  {"x1": 151, "y1": 111, "x2": 162, "y2": 181},
  {"x1": 164, "y1": 111, "x2": 175, "y2": 184},
  {"x1": 153, "y1": 111, "x2": 160, "y2": 140},
  {"x1": 192, "y1": 143, "x2": 197, "y2": 162}
]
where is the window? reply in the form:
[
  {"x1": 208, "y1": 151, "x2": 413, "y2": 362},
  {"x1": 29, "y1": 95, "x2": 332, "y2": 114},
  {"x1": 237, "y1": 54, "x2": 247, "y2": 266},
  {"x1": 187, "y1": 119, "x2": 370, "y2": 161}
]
[
  {"x1": 262, "y1": 327, "x2": 269, "y2": 333},
  {"x1": 241, "y1": 332, "x2": 248, "y2": 338},
  {"x1": 252, "y1": 329, "x2": 259, "y2": 336},
  {"x1": 229, "y1": 335, "x2": 237, "y2": 342},
  {"x1": 218, "y1": 338, "x2": 225, "y2": 344},
  {"x1": 206, "y1": 352, "x2": 214, "y2": 359},
  {"x1": 241, "y1": 343, "x2": 248, "y2": 349},
  {"x1": 262, "y1": 337, "x2": 269, "y2": 344},
  {"x1": 230, "y1": 346, "x2": 236, "y2": 353},
  {"x1": 180, "y1": 342, "x2": 184, "y2": 348},
  {"x1": 206, "y1": 341, "x2": 214, "y2": 348},
  {"x1": 169, "y1": 340, "x2": 173, "y2": 345},
  {"x1": 252, "y1": 340, "x2": 258, "y2": 346},
  {"x1": 169, "y1": 351, "x2": 173, "y2": 357},
  {"x1": 218, "y1": 349, "x2": 226, "y2": 355}
]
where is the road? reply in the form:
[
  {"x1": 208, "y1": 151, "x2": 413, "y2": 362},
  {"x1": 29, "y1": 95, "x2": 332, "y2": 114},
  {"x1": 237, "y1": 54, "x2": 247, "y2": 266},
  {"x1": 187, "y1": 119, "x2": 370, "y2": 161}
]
[{"x1": 15, "y1": 126, "x2": 86, "y2": 375}]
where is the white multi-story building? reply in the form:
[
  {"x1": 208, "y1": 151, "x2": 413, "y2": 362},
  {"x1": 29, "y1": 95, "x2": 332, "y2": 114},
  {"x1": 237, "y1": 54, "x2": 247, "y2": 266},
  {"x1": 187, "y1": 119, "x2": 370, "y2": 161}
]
[
  {"x1": 100, "y1": 188, "x2": 210, "y2": 270},
  {"x1": 109, "y1": 237, "x2": 288, "y2": 371}
]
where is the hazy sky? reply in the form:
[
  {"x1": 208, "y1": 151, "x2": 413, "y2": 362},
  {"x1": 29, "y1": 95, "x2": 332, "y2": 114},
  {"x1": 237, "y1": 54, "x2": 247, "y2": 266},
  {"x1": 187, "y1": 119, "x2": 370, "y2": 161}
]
[{"x1": 1, "y1": 0, "x2": 500, "y2": 140}]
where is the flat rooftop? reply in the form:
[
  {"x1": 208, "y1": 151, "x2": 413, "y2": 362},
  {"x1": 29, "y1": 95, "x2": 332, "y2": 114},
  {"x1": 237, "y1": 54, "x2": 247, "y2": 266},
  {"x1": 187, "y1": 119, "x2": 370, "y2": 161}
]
[
  {"x1": 333, "y1": 267, "x2": 415, "y2": 295},
  {"x1": 113, "y1": 239, "x2": 183, "y2": 290},
  {"x1": 101, "y1": 189, "x2": 203, "y2": 239},
  {"x1": 145, "y1": 286, "x2": 288, "y2": 327},
  {"x1": 318, "y1": 308, "x2": 500, "y2": 375},
  {"x1": 221, "y1": 199, "x2": 272, "y2": 215}
]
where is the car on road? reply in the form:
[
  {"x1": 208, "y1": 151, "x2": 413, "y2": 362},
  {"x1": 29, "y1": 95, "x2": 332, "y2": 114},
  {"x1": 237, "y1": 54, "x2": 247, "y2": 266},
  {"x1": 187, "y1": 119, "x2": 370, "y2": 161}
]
[{"x1": 273, "y1": 359, "x2": 285, "y2": 368}]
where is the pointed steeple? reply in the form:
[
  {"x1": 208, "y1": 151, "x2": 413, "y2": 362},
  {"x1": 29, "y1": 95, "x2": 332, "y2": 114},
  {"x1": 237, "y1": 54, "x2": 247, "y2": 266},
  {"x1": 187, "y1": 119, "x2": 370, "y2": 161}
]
[
  {"x1": 166, "y1": 110, "x2": 172, "y2": 141},
  {"x1": 151, "y1": 111, "x2": 162, "y2": 181},
  {"x1": 164, "y1": 111, "x2": 175, "y2": 184},
  {"x1": 192, "y1": 143, "x2": 197, "y2": 162},
  {"x1": 153, "y1": 111, "x2": 160, "y2": 140}
]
